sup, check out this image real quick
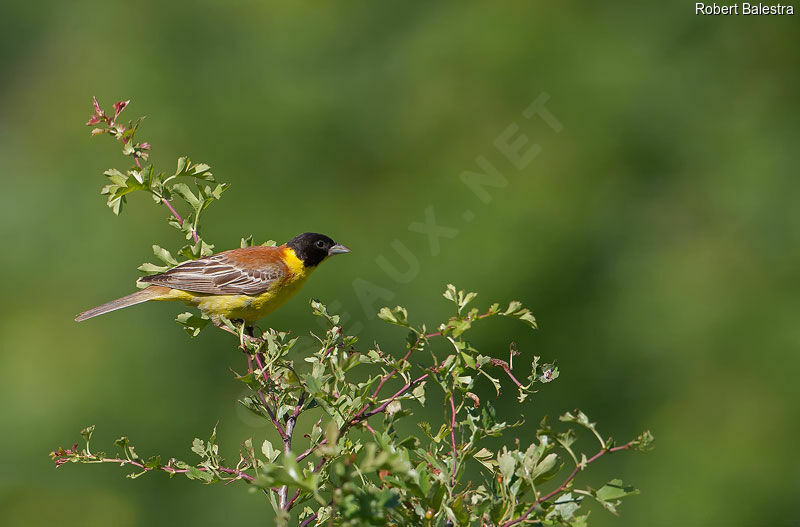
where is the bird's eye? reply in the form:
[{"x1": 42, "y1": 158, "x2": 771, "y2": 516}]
[{"x1": 316, "y1": 240, "x2": 325, "y2": 248}]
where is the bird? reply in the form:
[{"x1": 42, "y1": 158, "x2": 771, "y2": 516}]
[{"x1": 75, "y1": 232, "x2": 350, "y2": 326}]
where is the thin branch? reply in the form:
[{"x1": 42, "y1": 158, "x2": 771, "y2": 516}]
[
  {"x1": 365, "y1": 311, "x2": 493, "y2": 407},
  {"x1": 295, "y1": 372, "x2": 429, "y2": 464},
  {"x1": 257, "y1": 389, "x2": 287, "y2": 440},
  {"x1": 279, "y1": 393, "x2": 304, "y2": 509},
  {"x1": 54, "y1": 454, "x2": 255, "y2": 483},
  {"x1": 161, "y1": 197, "x2": 199, "y2": 243},
  {"x1": 286, "y1": 457, "x2": 326, "y2": 511},
  {"x1": 488, "y1": 358, "x2": 524, "y2": 388},
  {"x1": 361, "y1": 373, "x2": 429, "y2": 419},
  {"x1": 500, "y1": 441, "x2": 635, "y2": 527},
  {"x1": 299, "y1": 511, "x2": 318, "y2": 527},
  {"x1": 449, "y1": 394, "x2": 458, "y2": 486}
]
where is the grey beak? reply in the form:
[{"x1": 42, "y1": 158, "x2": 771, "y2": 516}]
[{"x1": 328, "y1": 244, "x2": 351, "y2": 255}]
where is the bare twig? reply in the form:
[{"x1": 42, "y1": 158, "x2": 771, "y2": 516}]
[{"x1": 53, "y1": 452, "x2": 256, "y2": 483}]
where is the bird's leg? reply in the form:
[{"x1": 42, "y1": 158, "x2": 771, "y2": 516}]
[
  {"x1": 237, "y1": 321, "x2": 245, "y2": 349},
  {"x1": 212, "y1": 318, "x2": 238, "y2": 337},
  {"x1": 211, "y1": 318, "x2": 262, "y2": 349}
]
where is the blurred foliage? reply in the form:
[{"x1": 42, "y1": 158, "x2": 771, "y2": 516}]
[{"x1": 0, "y1": 2, "x2": 798, "y2": 527}]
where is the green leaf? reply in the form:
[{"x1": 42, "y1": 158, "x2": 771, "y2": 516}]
[
  {"x1": 377, "y1": 306, "x2": 409, "y2": 327},
  {"x1": 592, "y1": 479, "x2": 639, "y2": 515},
  {"x1": 144, "y1": 455, "x2": 162, "y2": 469},
  {"x1": 498, "y1": 450, "x2": 515, "y2": 482},
  {"x1": 138, "y1": 262, "x2": 169, "y2": 274},
  {"x1": 186, "y1": 466, "x2": 213, "y2": 482},
  {"x1": 560, "y1": 410, "x2": 605, "y2": 447},
  {"x1": 443, "y1": 284, "x2": 458, "y2": 303},
  {"x1": 191, "y1": 438, "x2": 206, "y2": 457},
  {"x1": 152, "y1": 245, "x2": 179, "y2": 266},
  {"x1": 531, "y1": 452, "x2": 560, "y2": 482},
  {"x1": 412, "y1": 382, "x2": 426, "y2": 406},
  {"x1": 473, "y1": 448, "x2": 496, "y2": 472},
  {"x1": 631, "y1": 430, "x2": 655, "y2": 451},
  {"x1": 176, "y1": 312, "x2": 209, "y2": 337},
  {"x1": 548, "y1": 492, "x2": 581, "y2": 522},
  {"x1": 80, "y1": 425, "x2": 95, "y2": 444},
  {"x1": 261, "y1": 439, "x2": 280, "y2": 463},
  {"x1": 170, "y1": 182, "x2": 202, "y2": 211}
]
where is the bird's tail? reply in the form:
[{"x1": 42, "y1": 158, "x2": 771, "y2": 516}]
[{"x1": 75, "y1": 286, "x2": 167, "y2": 322}]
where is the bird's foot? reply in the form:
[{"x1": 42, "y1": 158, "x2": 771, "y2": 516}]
[{"x1": 211, "y1": 318, "x2": 263, "y2": 350}]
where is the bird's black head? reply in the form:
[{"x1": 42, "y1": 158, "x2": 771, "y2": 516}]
[{"x1": 286, "y1": 232, "x2": 350, "y2": 267}]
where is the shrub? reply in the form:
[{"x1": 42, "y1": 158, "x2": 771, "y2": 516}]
[{"x1": 51, "y1": 99, "x2": 652, "y2": 526}]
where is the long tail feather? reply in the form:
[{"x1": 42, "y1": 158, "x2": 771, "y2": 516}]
[{"x1": 75, "y1": 287, "x2": 164, "y2": 322}]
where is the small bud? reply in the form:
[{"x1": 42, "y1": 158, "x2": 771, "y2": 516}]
[
  {"x1": 140, "y1": 142, "x2": 151, "y2": 150},
  {"x1": 90, "y1": 128, "x2": 105, "y2": 136},
  {"x1": 113, "y1": 99, "x2": 130, "y2": 119}
]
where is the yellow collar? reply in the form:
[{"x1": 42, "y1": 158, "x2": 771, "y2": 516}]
[{"x1": 282, "y1": 246, "x2": 310, "y2": 277}]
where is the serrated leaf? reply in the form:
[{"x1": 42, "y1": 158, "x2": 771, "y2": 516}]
[
  {"x1": 191, "y1": 438, "x2": 206, "y2": 457},
  {"x1": 473, "y1": 448, "x2": 496, "y2": 472},
  {"x1": 498, "y1": 451, "x2": 515, "y2": 482},
  {"x1": 176, "y1": 312, "x2": 209, "y2": 337},
  {"x1": 261, "y1": 439, "x2": 280, "y2": 463},
  {"x1": 531, "y1": 452, "x2": 560, "y2": 482},
  {"x1": 377, "y1": 306, "x2": 409, "y2": 327},
  {"x1": 443, "y1": 284, "x2": 458, "y2": 303},
  {"x1": 592, "y1": 479, "x2": 639, "y2": 515},
  {"x1": 152, "y1": 245, "x2": 179, "y2": 266},
  {"x1": 186, "y1": 466, "x2": 213, "y2": 482},
  {"x1": 144, "y1": 455, "x2": 162, "y2": 469},
  {"x1": 171, "y1": 182, "x2": 202, "y2": 211},
  {"x1": 138, "y1": 262, "x2": 169, "y2": 274},
  {"x1": 412, "y1": 382, "x2": 426, "y2": 406}
]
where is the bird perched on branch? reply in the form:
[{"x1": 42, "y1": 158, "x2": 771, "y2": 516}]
[{"x1": 75, "y1": 232, "x2": 350, "y2": 325}]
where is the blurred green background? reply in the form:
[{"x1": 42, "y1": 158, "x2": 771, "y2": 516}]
[{"x1": 2, "y1": 1, "x2": 798, "y2": 526}]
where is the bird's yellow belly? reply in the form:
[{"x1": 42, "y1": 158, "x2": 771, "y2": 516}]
[{"x1": 157, "y1": 274, "x2": 310, "y2": 322}]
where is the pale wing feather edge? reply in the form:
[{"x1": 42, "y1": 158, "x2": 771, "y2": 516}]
[{"x1": 141, "y1": 253, "x2": 286, "y2": 295}]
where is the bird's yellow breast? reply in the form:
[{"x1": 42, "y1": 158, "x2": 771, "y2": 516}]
[{"x1": 155, "y1": 247, "x2": 314, "y2": 322}]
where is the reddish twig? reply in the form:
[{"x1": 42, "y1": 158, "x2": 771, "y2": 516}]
[
  {"x1": 365, "y1": 311, "x2": 493, "y2": 407},
  {"x1": 489, "y1": 358, "x2": 524, "y2": 388},
  {"x1": 300, "y1": 511, "x2": 319, "y2": 527},
  {"x1": 286, "y1": 457, "x2": 326, "y2": 511},
  {"x1": 161, "y1": 198, "x2": 199, "y2": 243},
  {"x1": 257, "y1": 389, "x2": 287, "y2": 440},
  {"x1": 361, "y1": 373, "x2": 429, "y2": 419}
]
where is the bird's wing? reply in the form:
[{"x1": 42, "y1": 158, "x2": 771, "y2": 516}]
[{"x1": 140, "y1": 246, "x2": 289, "y2": 295}]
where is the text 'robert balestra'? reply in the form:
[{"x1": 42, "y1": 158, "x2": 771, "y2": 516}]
[{"x1": 696, "y1": 3, "x2": 795, "y2": 14}]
